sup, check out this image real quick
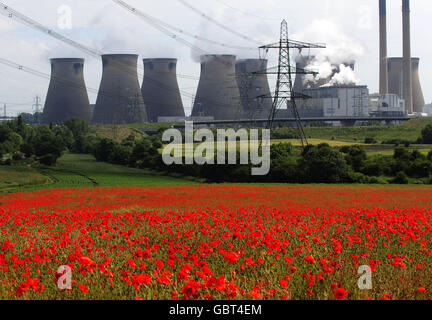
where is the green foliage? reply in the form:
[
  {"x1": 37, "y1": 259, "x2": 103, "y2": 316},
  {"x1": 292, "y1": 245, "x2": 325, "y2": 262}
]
[
  {"x1": 93, "y1": 138, "x2": 116, "y2": 162},
  {"x1": 92, "y1": 135, "x2": 161, "y2": 170},
  {"x1": 267, "y1": 143, "x2": 297, "y2": 182},
  {"x1": 39, "y1": 154, "x2": 59, "y2": 166},
  {"x1": 64, "y1": 117, "x2": 96, "y2": 154},
  {"x1": 394, "y1": 146, "x2": 411, "y2": 161},
  {"x1": 298, "y1": 144, "x2": 349, "y2": 183},
  {"x1": 32, "y1": 126, "x2": 64, "y2": 160},
  {"x1": 391, "y1": 171, "x2": 409, "y2": 184},
  {"x1": 361, "y1": 155, "x2": 393, "y2": 177},
  {"x1": 340, "y1": 145, "x2": 367, "y2": 172},
  {"x1": 364, "y1": 137, "x2": 377, "y2": 144},
  {"x1": 421, "y1": 124, "x2": 432, "y2": 144}
]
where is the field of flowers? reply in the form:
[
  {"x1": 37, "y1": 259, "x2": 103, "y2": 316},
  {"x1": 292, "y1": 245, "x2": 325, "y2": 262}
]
[{"x1": 0, "y1": 185, "x2": 431, "y2": 300}]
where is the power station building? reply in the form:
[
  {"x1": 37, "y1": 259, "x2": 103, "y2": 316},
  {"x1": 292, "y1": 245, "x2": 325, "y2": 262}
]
[
  {"x1": 92, "y1": 54, "x2": 148, "y2": 124},
  {"x1": 369, "y1": 93, "x2": 406, "y2": 117},
  {"x1": 42, "y1": 58, "x2": 91, "y2": 124},
  {"x1": 141, "y1": 58, "x2": 185, "y2": 122},
  {"x1": 295, "y1": 85, "x2": 370, "y2": 118},
  {"x1": 192, "y1": 55, "x2": 242, "y2": 121},
  {"x1": 235, "y1": 59, "x2": 272, "y2": 119}
]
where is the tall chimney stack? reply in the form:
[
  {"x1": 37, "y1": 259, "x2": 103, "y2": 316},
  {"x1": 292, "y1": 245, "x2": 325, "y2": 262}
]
[
  {"x1": 402, "y1": 0, "x2": 413, "y2": 113},
  {"x1": 379, "y1": 0, "x2": 388, "y2": 95}
]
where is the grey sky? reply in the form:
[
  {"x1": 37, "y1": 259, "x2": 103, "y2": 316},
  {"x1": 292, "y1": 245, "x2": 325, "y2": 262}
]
[{"x1": 0, "y1": 0, "x2": 430, "y2": 116}]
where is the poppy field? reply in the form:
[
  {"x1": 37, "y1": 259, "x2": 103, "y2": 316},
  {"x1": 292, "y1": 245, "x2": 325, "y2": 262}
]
[{"x1": 0, "y1": 185, "x2": 431, "y2": 300}]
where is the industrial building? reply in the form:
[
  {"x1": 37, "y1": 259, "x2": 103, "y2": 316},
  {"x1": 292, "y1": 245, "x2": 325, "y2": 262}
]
[
  {"x1": 141, "y1": 58, "x2": 185, "y2": 122},
  {"x1": 369, "y1": 93, "x2": 406, "y2": 117},
  {"x1": 235, "y1": 59, "x2": 273, "y2": 119},
  {"x1": 192, "y1": 55, "x2": 242, "y2": 121},
  {"x1": 295, "y1": 85, "x2": 370, "y2": 119},
  {"x1": 92, "y1": 54, "x2": 148, "y2": 124},
  {"x1": 42, "y1": 58, "x2": 91, "y2": 124}
]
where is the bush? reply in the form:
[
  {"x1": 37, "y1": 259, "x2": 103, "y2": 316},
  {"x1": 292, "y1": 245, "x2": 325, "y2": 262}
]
[
  {"x1": 364, "y1": 137, "x2": 377, "y2": 144},
  {"x1": 407, "y1": 159, "x2": 432, "y2": 178},
  {"x1": 340, "y1": 145, "x2": 367, "y2": 172},
  {"x1": 347, "y1": 171, "x2": 370, "y2": 184},
  {"x1": 93, "y1": 138, "x2": 116, "y2": 162},
  {"x1": 421, "y1": 124, "x2": 432, "y2": 144},
  {"x1": 108, "y1": 144, "x2": 133, "y2": 166},
  {"x1": 298, "y1": 144, "x2": 349, "y2": 183},
  {"x1": 391, "y1": 171, "x2": 409, "y2": 184},
  {"x1": 39, "y1": 154, "x2": 58, "y2": 166}
]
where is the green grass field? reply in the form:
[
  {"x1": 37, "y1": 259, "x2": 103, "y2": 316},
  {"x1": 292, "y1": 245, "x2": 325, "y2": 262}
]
[
  {"x1": 300, "y1": 118, "x2": 432, "y2": 143},
  {"x1": 0, "y1": 154, "x2": 196, "y2": 194},
  {"x1": 0, "y1": 166, "x2": 50, "y2": 191},
  {"x1": 108, "y1": 118, "x2": 432, "y2": 143}
]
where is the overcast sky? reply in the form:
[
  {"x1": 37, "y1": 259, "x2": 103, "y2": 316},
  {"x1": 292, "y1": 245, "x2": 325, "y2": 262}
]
[{"x1": 0, "y1": 0, "x2": 431, "y2": 116}]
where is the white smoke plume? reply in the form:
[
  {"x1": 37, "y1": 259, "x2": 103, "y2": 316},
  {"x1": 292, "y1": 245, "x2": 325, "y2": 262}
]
[
  {"x1": 293, "y1": 19, "x2": 364, "y2": 86},
  {"x1": 328, "y1": 64, "x2": 360, "y2": 86}
]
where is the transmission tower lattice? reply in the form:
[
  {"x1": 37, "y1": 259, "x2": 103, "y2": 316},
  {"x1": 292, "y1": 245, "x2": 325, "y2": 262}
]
[
  {"x1": 32, "y1": 95, "x2": 42, "y2": 113},
  {"x1": 258, "y1": 20, "x2": 325, "y2": 148}
]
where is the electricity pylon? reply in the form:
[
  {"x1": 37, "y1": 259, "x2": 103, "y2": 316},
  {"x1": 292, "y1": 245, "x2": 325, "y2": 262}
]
[{"x1": 258, "y1": 20, "x2": 325, "y2": 148}]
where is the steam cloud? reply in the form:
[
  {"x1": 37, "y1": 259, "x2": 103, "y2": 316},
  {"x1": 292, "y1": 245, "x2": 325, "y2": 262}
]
[{"x1": 293, "y1": 19, "x2": 364, "y2": 86}]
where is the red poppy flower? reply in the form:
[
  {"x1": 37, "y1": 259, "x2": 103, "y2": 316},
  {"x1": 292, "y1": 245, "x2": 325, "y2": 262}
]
[
  {"x1": 334, "y1": 288, "x2": 347, "y2": 300},
  {"x1": 78, "y1": 284, "x2": 88, "y2": 294},
  {"x1": 182, "y1": 280, "x2": 200, "y2": 297}
]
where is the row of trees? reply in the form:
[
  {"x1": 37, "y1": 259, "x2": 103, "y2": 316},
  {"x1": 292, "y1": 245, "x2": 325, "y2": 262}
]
[
  {"x1": 0, "y1": 117, "x2": 97, "y2": 165},
  {"x1": 91, "y1": 132, "x2": 432, "y2": 184},
  {"x1": 2, "y1": 116, "x2": 432, "y2": 184}
]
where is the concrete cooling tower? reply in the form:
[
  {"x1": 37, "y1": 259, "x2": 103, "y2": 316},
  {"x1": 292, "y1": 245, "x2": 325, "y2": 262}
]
[
  {"x1": 191, "y1": 55, "x2": 242, "y2": 120},
  {"x1": 387, "y1": 57, "x2": 425, "y2": 113},
  {"x1": 293, "y1": 57, "x2": 313, "y2": 94},
  {"x1": 141, "y1": 58, "x2": 185, "y2": 122},
  {"x1": 92, "y1": 54, "x2": 147, "y2": 124},
  {"x1": 235, "y1": 59, "x2": 272, "y2": 119},
  {"x1": 42, "y1": 58, "x2": 91, "y2": 124}
]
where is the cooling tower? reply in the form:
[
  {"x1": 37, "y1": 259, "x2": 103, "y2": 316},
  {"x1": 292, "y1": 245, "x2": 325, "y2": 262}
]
[
  {"x1": 388, "y1": 57, "x2": 425, "y2": 113},
  {"x1": 402, "y1": 0, "x2": 413, "y2": 113},
  {"x1": 92, "y1": 54, "x2": 147, "y2": 124},
  {"x1": 411, "y1": 58, "x2": 425, "y2": 113},
  {"x1": 191, "y1": 55, "x2": 242, "y2": 120},
  {"x1": 42, "y1": 58, "x2": 91, "y2": 124},
  {"x1": 293, "y1": 56, "x2": 314, "y2": 94},
  {"x1": 235, "y1": 59, "x2": 272, "y2": 119},
  {"x1": 141, "y1": 58, "x2": 185, "y2": 122},
  {"x1": 379, "y1": 0, "x2": 389, "y2": 94}
]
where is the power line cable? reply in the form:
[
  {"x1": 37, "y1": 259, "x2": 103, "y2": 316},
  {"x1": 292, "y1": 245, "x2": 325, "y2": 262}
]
[
  {"x1": 176, "y1": 0, "x2": 264, "y2": 45},
  {"x1": 213, "y1": 0, "x2": 282, "y2": 22},
  {"x1": 111, "y1": 0, "x2": 257, "y2": 51},
  {"x1": 0, "y1": 2, "x2": 244, "y2": 116},
  {"x1": 0, "y1": 2, "x2": 199, "y2": 81}
]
